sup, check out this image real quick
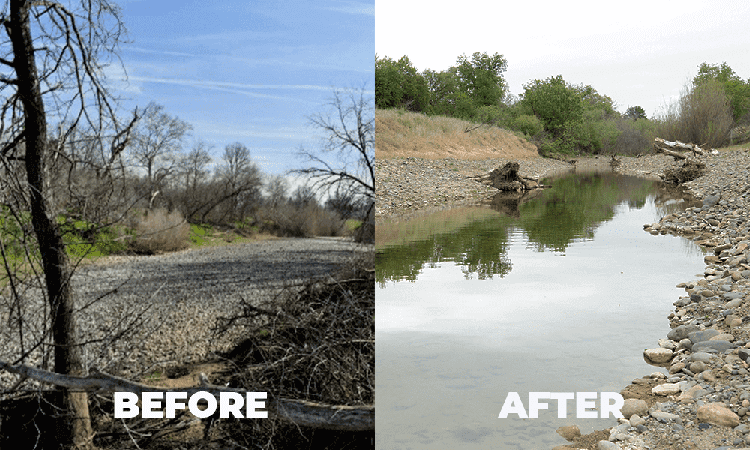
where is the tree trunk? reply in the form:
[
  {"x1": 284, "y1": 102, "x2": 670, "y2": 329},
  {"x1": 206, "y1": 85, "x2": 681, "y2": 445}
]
[{"x1": 7, "y1": 1, "x2": 94, "y2": 448}]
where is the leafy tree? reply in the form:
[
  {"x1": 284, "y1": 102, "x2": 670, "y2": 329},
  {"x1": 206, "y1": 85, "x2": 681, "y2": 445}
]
[
  {"x1": 522, "y1": 75, "x2": 583, "y2": 135},
  {"x1": 423, "y1": 68, "x2": 475, "y2": 119},
  {"x1": 694, "y1": 62, "x2": 750, "y2": 123},
  {"x1": 625, "y1": 106, "x2": 647, "y2": 120},
  {"x1": 454, "y1": 52, "x2": 508, "y2": 108},
  {"x1": 375, "y1": 55, "x2": 429, "y2": 111}
]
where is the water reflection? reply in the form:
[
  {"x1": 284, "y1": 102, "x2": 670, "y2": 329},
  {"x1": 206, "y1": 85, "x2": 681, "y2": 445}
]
[
  {"x1": 376, "y1": 170, "x2": 700, "y2": 284},
  {"x1": 376, "y1": 169, "x2": 706, "y2": 449}
]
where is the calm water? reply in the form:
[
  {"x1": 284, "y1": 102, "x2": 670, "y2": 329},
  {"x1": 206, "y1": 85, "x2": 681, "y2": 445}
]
[{"x1": 376, "y1": 170, "x2": 707, "y2": 449}]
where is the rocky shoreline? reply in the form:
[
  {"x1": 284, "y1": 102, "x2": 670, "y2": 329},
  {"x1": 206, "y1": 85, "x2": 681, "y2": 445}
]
[{"x1": 378, "y1": 148, "x2": 750, "y2": 449}]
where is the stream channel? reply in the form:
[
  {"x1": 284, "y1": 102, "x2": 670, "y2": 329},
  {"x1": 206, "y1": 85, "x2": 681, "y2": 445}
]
[{"x1": 376, "y1": 169, "x2": 707, "y2": 449}]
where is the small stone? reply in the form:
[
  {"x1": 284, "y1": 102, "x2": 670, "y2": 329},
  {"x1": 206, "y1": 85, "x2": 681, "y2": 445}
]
[
  {"x1": 629, "y1": 414, "x2": 645, "y2": 427},
  {"x1": 651, "y1": 410, "x2": 680, "y2": 422},
  {"x1": 670, "y1": 362, "x2": 686, "y2": 374},
  {"x1": 690, "y1": 361, "x2": 709, "y2": 373}
]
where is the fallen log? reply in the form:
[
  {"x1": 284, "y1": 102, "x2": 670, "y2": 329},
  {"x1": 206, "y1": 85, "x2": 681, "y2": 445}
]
[
  {"x1": 653, "y1": 138, "x2": 705, "y2": 159},
  {"x1": 0, "y1": 359, "x2": 374, "y2": 431}
]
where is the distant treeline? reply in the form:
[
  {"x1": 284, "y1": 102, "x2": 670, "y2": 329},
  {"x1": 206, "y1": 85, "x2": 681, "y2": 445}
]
[{"x1": 376, "y1": 53, "x2": 750, "y2": 154}]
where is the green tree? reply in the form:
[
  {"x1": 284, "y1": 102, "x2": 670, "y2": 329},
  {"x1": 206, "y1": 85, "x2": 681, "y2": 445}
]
[
  {"x1": 625, "y1": 106, "x2": 647, "y2": 120},
  {"x1": 423, "y1": 68, "x2": 475, "y2": 119},
  {"x1": 694, "y1": 62, "x2": 750, "y2": 123},
  {"x1": 522, "y1": 75, "x2": 583, "y2": 135},
  {"x1": 454, "y1": 52, "x2": 508, "y2": 108},
  {"x1": 375, "y1": 55, "x2": 429, "y2": 111}
]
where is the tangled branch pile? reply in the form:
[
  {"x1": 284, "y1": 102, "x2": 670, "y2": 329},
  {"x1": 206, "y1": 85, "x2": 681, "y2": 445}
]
[{"x1": 217, "y1": 263, "x2": 375, "y2": 407}]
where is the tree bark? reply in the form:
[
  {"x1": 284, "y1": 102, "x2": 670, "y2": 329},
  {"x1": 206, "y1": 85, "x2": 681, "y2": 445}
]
[{"x1": 7, "y1": 1, "x2": 93, "y2": 448}]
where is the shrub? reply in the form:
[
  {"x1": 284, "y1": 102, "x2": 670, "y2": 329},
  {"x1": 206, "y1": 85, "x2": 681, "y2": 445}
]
[
  {"x1": 127, "y1": 208, "x2": 190, "y2": 254},
  {"x1": 511, "y1": 114, "x2": 544, "y2": 137},
  {"x1": 657, "y1": 79, "x2": 733, "y2": 148}
]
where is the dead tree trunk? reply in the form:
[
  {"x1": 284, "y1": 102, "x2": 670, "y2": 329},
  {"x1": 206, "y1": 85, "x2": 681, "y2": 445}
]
[
  {"x1": 7, "y1": 1, "x2": 93, "y2": 448},
  {"x1": 472, "y1": 162, "x2": 541, "y2": 191}
]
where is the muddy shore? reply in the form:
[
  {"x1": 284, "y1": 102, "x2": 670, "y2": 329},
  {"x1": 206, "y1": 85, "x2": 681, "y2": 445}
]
[{"x1": 378, "y1": 148, "x2": 750, "y2": 449}]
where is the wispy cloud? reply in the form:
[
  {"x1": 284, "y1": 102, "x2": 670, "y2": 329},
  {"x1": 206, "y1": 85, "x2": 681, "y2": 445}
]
[
  {"x1": 121, "y1": 75, "x2": 335, "y2": 102},
  {"x1": 321, "y1": 1, "x2": 374, "y2": 16}
]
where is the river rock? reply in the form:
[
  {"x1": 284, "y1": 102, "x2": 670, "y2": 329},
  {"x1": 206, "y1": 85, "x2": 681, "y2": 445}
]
[
  {"x1": 652, "y1": 383, "x2": 681, "y2": 396},
  {"x1": 689, "y1": 329, "x2": 720, "y2": 343},
  {"x1": 668, "y1": 324, "x2": 700, "y2": 341},
  {"x1": 692, "y1": 340, "x2": 735, "y2": 353},
  {"x1": 691, "y1": 352, "x2": 713, "y2": 362},
  {"x1": 697, "y1": 403, "x2": 740, "y2": 427},
  {"x1": 556, "y1": 425, "x2": 580, "y2": 442},
  {"x1": 629, "y1": 414, "x2": 645, "y2": 427},
  {"x1": 704, "y1": 193, "x2": 721, "y2": 207},
  {"x1": 726, "y1": 315, "x2": 743, "y2": 328},
  {"x1": 690, "y1": 361, "x2": 709, "y2": 373},
  {"x1": 597, "y1": 441, "x2": 618, "y2": 450},
  {"x1": 651, "y1": 410, "x2": 680, "y2": 422},
  {"x1": 621, "y1": 398, "x2": 648, "y2": 419},
  {"x1": 643, "y1": 348, "x2": 674, "y2": 366}
]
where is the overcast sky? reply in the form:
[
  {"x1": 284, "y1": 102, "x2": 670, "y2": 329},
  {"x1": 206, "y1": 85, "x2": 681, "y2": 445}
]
[
  {"x1": 376, "y1": 0, "x2": 750, "y2": 119},
  {"x1": 109, "y1": 0, "x2": 374, "y2": 176}
]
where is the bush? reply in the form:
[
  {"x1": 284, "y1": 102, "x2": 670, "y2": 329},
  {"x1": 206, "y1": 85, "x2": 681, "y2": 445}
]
[
  {"x1": 511, "y1": 114, "x2": 544, "y2": 137},
  {"x1": 657, "y1": 79, "x2": 733, "y2": 148},
  {"x1": 256, "y1": 203, "x2": 345, "y2": 238},
  {"x1": 127, "y1": 208, "x2": 190, "y2": 254},
  {"x1": 614, "y1": 118, "x2": 653, "y2": 156}
]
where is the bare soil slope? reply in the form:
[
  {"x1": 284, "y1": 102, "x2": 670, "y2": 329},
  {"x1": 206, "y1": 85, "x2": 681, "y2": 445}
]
[{"x1": 376, "y1": 109, "x2": 539, "y2": 160}]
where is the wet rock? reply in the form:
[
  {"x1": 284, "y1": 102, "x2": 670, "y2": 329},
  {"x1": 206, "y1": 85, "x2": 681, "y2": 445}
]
[
  {"x1": 556, "y1": 424, "x2": 581, "y2": 442},
  {"x1": 644, "y1": 348, "x2": 674, "y2": 366}
]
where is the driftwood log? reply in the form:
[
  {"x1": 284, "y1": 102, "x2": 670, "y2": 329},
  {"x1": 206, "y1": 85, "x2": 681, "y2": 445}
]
[
  {"x1": 651, "y1": 138, "x2": 708, "y2": 184},
  {"x1": 653, "y1": 138, "x2": 705, "y2": 159},
  {"x1": 0, "y1": 359, "x2": 373, "y2": 431},
  {"x1": 472, "y1": 162, "x2": 542, "y2": 192}
]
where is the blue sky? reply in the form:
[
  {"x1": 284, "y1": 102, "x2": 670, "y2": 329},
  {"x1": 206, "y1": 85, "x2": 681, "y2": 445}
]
[
  {"x1": 108, "y1": 0, "x2": 374, "y2": 176},
  {"x1": 376, "y1": 0, "x2": 750, "y2": 119}
]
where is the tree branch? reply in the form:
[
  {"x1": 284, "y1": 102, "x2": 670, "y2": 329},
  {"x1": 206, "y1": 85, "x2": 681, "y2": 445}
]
[{"x1": 0, "y1": 359, "x2": 374, "y2": 431}]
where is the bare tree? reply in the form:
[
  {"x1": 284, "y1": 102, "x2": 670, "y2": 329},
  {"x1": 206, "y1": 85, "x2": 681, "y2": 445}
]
[
  {"x1": 214, "y1": 142, "x2": 262, "y2": 222},
  {"x1": 265, "y1": 174, "x2": 288, "y2": 208},
  {"x1": 294, "y1": 87, "x2": 375, "y2": 242},
  {"x1": 129, "y1": 101, "x2": 192, "y2": 207},
  {"x1": 0, "y1": 0, "x2": 135, "y2": 448}
]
